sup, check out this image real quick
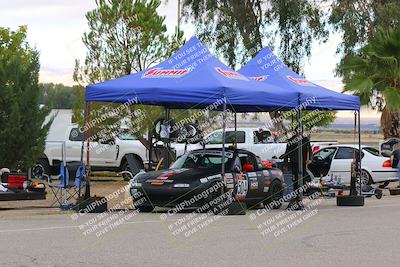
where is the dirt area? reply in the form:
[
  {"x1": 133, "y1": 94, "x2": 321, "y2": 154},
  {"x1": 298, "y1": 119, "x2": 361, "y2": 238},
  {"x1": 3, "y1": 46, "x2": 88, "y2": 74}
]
[{"x1": 312, "y1": 131, "x2": 383, "y2": 146}]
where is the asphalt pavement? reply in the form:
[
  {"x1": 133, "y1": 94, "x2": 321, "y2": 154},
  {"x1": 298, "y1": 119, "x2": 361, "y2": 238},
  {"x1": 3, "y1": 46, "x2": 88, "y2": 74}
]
[{"x1": 0, "y1": 196, "x2": 399, "y2": 267}]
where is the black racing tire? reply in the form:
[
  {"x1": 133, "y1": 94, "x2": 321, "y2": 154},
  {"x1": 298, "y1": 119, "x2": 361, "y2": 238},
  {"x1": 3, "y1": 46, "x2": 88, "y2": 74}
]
[
  {"x1": 205, "y1": 182, "x2": 225, "y2": 215},
  {"x1": 264, "y1": 180, "x2": 283, "y2": 210},
  {"x1": 375, "y1": 189, "x2": 383, "y2": 199},
  {"x1": 337, "y1": 195, "x2": 365, "y2": 206},
  {"x1": 378, "y1": 181, "x2": 390, "y2": 189},
  {"x1": 121, "y1": 157, "x2": 142, "y2": 181},
  {"x1": 35, "y1": 158, "x2": 51, "y2": 176},
  {"x1": 136, "y1": 205, "x2": 154, "y2": 212}
]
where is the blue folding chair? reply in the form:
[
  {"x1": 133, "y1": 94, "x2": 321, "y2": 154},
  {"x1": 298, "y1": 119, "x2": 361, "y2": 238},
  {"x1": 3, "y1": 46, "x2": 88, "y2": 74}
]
[
  {"x1": 49, "y1": 162, "x2": 86, "y2": 209},
  {"x1": 48, "y1": 163, "x2": 70, "y2": 207}
]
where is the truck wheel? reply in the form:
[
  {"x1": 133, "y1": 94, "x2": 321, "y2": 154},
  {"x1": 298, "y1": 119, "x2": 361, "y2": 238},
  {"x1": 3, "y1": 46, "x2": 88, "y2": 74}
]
[
  {"x1": 35, "y1": 158, "x2": 51, "y2": 176},
  {"x1": 121, "y1": 158, "x2": 142, "y2": 181},
  {"x1": 263, "y1": 180, "x2": 283, "y2": 210}
]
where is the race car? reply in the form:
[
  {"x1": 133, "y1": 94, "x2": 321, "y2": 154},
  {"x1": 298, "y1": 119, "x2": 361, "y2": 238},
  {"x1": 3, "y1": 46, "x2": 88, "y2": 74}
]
[{"x1": 128, "y1": 148, "x2": 286, "y2": 212}]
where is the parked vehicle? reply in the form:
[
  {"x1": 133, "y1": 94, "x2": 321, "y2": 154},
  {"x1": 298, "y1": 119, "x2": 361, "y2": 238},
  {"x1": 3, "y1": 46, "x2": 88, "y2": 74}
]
[
  {"x1": 173, "y1": 127, "x2": 338, "y2": 162},
  {"x1": 38, "y1": 125, "x2": 147, "y2": 180},
  {"x1": 308, "y1": 144, "x2": 398, "y2": 186},
  {"x1": 129, "y1": 148, "x2": 286, "y2": 212}
]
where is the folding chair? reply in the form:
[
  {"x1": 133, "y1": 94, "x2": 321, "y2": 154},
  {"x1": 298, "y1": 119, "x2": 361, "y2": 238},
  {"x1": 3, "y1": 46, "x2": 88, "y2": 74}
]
[
  {"x1": 67, "y1": 163, "x2": 87, "y2": 204},
  {"x1": 48, "y1": 162, "x2": 86, "y2": 209},
  {"x1": 48, "y1": 163, "x2": 70, "y2": 207}
]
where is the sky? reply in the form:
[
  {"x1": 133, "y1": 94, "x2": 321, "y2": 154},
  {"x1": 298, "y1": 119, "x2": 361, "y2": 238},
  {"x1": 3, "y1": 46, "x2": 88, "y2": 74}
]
[{"x1": 0, "y1": 0, "x2": 380, "y2": 120}]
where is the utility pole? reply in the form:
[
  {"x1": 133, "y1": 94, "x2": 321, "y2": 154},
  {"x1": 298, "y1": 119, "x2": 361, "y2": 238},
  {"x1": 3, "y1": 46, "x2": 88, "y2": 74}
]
[{"x1": 177, "y1": 0, "x2": 181, "y2": 31}]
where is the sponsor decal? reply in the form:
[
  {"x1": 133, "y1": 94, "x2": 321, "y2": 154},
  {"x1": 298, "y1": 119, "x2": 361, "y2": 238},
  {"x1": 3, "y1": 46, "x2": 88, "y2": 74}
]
[
  {"x1": 207, "y1": 174, "x2": 222, "y2": 180},
  {"x1": 200, "y1": 178, "x2": 208, "y2": 183},
  {"x1": 248, "y1": 172, "x2": 257, "y2": 177},
  {"x1": 215, "y1": 67, "x2": 247, "y2": 80},
  {"x1": 250, "y1": 75, "x2": 268, "y2": 81},
  {"x1": 287, "y1": 75, "x2": 315, "y2": 86},
  {"x1": 262, "y1": 170, "x2": 270, "y2": 176},
  {"x1": 236, "y1": 179, "x2": 248, "y2": 199},
  {"x1": 225, "y1": 173, "x2": 233, "y2": 178},
  {"x1": 250, "y1": 181, "x2": 259, "y2": 190},
  {"x1": 142, "y1": 68, "x2": 190, "y2": 78}
]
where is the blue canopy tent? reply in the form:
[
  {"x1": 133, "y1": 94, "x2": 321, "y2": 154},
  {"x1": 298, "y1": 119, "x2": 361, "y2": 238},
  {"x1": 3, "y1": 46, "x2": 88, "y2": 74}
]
[
  {"x1": 82, "y1": 37, "x2": 306, "y2": 210},
  {"x1": 238, "y1": 47, "x2": 363, "y2": 206},
  {"x1": 85, "y1": 37, "x2": 300, "y2": 112}
]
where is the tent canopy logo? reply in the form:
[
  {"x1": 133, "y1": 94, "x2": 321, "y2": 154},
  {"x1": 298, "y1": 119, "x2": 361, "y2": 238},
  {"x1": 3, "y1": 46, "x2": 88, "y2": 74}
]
[
  {"x1": 142, "y1": 68, "x2": 190, "y2": 78},
  {"x1": 287, "y1": 76, "x2": 315, "y2": 86},
  {"x1": 215, "y1": 67, "x2": 247, "y2": 80},
  {"x1": 250, "y1": 75, "x2": 268, "y2": 81}
]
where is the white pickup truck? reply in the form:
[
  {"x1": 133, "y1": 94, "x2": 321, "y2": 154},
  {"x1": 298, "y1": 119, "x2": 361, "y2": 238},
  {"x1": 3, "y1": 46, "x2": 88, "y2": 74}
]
[
  {"x1": 172, "y1": 128, "x2": 286, "y2": 160},
  {"x1": 38, "y1": 125, "x2": 147, "y2": 178},
  {"x1": 173, "y1": 127, "x2": 338, "y2": 161}
]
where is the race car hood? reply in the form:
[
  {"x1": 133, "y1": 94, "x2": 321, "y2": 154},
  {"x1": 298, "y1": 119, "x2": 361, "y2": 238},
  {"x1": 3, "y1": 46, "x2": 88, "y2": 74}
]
[{"x1": 135, "y1": 168, "x2": 222, "y2": 183}]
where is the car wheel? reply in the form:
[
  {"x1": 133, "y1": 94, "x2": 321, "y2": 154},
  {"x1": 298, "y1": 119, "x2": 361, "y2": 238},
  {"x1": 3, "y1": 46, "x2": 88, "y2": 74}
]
[
  {"x1": 121, "y1": 158, "x2": 141, "y2": 181},
  {"x1": 264, "y1": 180, "x2": 283, "y2": 210},
  {"x1": 358, "y1": 170, "x2": 372, "y2": 185},
  {"x1": 34, "y1": 158, "x2": 51, "y2": 176},
  {"x1": 206, "y1": 182, "x2": 225, "y2": 214},
  {"x1": 136, "y1": 205, "x2": 154, "y2": 212}
]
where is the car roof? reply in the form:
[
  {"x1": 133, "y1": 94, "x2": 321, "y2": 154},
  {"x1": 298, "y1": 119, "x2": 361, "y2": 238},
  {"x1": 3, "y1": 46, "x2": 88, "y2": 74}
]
[
  {"x1": 191, "y1": 147, "x2": 255, "y2": 155},
  {"x1": 326, "y1": 144, "x2": 369, "y2": 149}
]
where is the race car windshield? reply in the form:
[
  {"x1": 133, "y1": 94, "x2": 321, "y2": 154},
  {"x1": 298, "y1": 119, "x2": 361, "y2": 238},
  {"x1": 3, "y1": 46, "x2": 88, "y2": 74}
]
[{"x1": 171, "y1": 152, "x2": 234, "y2": 169}]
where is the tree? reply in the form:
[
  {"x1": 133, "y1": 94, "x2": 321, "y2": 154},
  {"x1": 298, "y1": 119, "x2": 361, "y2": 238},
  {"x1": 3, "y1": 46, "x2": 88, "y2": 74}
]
[
  {"x1": 330, "y1": 0, "x2": 400, "y2": 55},
  {"x1": 182, "y1": 0, "x2": 333, "y2": 133},
  {"x1": 330, "y1": 0, "x2": 400, "y2": 138},
  {"x1": 182, "y1": 0, "x2": 328, "y2": 73},
  {"x1": 39, "y1": 83, "x2": 77, "y2": 109},
  {"x1": 339, "y1": 27, "x2": 400, "y2": 138},
  {"x1": 74, "y1": 0, "x2": 185, "y2": 149},
  {"x1": 0, "y1": 26, "x2": 52, "y2": 169}
]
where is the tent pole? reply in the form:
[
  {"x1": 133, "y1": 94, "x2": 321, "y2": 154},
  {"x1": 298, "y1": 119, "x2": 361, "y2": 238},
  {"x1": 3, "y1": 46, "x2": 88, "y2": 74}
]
[
  {"x1": 297, "y1": 109, "x2": 303, "y2": 204},
  {"x1": 148, "y1": 130, "x2": 153, "y2": 171},
  {"x1": 349, "y1": 111, "x2": 358, "y2": 196},
  {"x1": 80, "y1": 103, "x2": 87, "y2": 164},
  {"x1": 358, "y1": 110, "x2": 362, "y2": 194},
  {"x1": 221, "y1": 102, "x2": 227, "y2": 181},
  {"x1": 234, "y1": 112, "x2": 237, "y2": 149},
  {"x1": 84, "y1": 102, "x2": 91, "y2": 199},
  {"x1": 77, "y1": 103, "x2": 88, "y2": 206},
  {"x1": 165, "y1": 107, "x2": 171, "y2": 168}
]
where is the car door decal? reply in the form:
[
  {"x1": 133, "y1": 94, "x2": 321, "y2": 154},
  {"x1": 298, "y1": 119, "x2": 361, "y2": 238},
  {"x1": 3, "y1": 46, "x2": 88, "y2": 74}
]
[
  {"x1": 248, "y1": 172, "x2": 258, "y2": 190},
  {"x1": 236, "y1": 173, "x2": 248, "y2": 200}
]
